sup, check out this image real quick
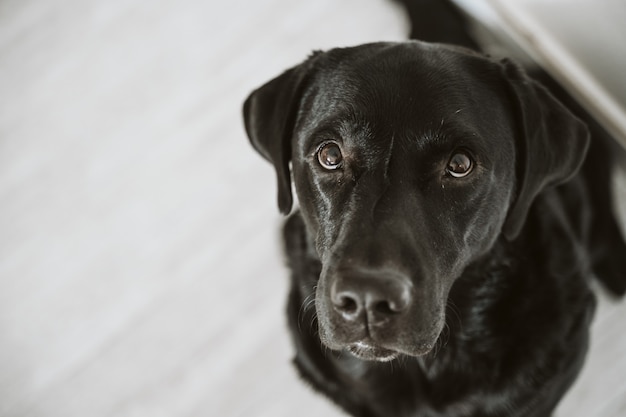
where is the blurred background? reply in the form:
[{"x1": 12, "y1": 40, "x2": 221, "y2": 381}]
[{"x1": 0, "y1": 0, "x2": 624, "y2": 416}]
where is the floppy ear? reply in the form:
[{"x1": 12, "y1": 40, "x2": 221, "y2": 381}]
[
  {"x1": 242, "y1": 56, "x2": 318, "y2": 214},
  {"x1": 500, "y1": 59, "x2": 590, "y2": 240}
]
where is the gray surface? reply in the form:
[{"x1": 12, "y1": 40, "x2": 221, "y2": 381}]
[
  {"x1": 523, "y1": 0, "x2": 626, "y2": 108},
  {"x1": 0, "y1": 0, "x2": 624, "y2": 416},
  {"x1": 488, "y1": 0, "x2": 626, "y2": 146}
]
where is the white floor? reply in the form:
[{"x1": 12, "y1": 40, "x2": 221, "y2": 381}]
[{"x1": 0, "y1": 1, "x2": 624, "y2": 416}]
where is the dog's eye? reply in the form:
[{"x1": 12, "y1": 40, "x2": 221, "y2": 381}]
[
  {"x1": 317, "y1": 142, "x2": 343, "y2": 170},
  {"x1": 446, "y1": 151, "x2": 473, "y2": 178}
]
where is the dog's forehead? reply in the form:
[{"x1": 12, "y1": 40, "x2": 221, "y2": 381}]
[
  {"x1": 307, "y1": 44, "x2": 496, "y2": 124},
  {"x1": 319, "y1": 44, "x2": 483, "y2": 103},
  {"x1": 298, "y1": 43, "x2": 503, "y2": 150}
]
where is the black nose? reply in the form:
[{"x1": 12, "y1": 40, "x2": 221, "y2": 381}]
[{"x1": 330, "y1": 271, "x2": 412, "y2": 324}]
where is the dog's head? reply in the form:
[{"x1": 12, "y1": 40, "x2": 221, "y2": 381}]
[{"x1": 243, "y1": 42, "x2": 589, "y2": 361}]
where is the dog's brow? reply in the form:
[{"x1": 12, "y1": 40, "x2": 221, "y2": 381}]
[
  {"x1": 410, "y1": 119, "x2": 481, "y2": 153},
  {"x1": 338, "y1": 115, "x2": 373, "y2": 140},
  {"x1": 303, "y1": 105, "x2": 368, "y2": 136}
]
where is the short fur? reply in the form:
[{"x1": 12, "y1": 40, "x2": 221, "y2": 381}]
[{"x1": 242, "y1": 1, "x2": 626, "y2": 416}]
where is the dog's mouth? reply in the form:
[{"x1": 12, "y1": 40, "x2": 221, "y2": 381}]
[
  {"x1": 346, "y1": 338, "x2": 437, "y2": 362},
  {"x1": 347, "y1": 340, "x2": 399, "y2": 362}
]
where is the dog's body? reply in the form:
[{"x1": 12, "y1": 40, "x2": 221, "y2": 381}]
[{"x1": 243, "y1": 1, "x2": 626, "y2": 416}]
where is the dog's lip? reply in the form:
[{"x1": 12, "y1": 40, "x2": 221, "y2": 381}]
[
  {"x1": 347, "y1": 340, "x2": 399, "y2": 362},
  {"x1": 346, "y1": 336, "x2": 438, "y2": 361}
]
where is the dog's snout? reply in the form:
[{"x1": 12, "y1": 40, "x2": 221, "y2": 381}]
[{"x1": 330, "y1": 271, "x2": 412, "y2": 324}]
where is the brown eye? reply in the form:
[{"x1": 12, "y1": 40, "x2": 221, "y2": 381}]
[
  {"x1": 446, "y1": 151, "x2": 473, "y2": 178},
  {"x1": 317, "y1": 142, "x2": 343, "y2": 170}
]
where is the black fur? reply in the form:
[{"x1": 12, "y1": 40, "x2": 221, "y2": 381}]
[{"x1": 243, "y1": 1, "x2": 626, "y2": 416}]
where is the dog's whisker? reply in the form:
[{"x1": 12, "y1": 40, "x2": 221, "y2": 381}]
[
  {"x1": 432, "y1": 334, "x2": 441, "y2": 359},
  {"x1": 440, "y1": 322, "x2": 448, "y2": 344},
  {"x1": 309, "y1": 312, "x2": 318, "y2": 334},
  {"x1": 445, "y1": 300, "x2": 463, "y2": 332},
  {"x1": 322, "y1": 343, "x2": 330, "y2": 359},
  {"x1": 297, "y1": 296, "x2": 310, "y2": 333},
  {"x1": 434, "y1": 323, "x2": 450, "y2": 359},
  {"x1": 297, "y1": 292, "x2": 317, "y2": 334}
]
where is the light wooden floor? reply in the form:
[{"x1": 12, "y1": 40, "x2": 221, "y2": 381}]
[{"x1": 0, "y1": 1, "x2": 624, "y2": 416}]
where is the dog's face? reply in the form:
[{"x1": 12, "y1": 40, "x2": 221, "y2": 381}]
[
  {"x1": 244, "y1": 42, "x2": 588, "y2": 361},
  {"x1": 289, "y1": 45, "x2": 518, "y2": 360}
]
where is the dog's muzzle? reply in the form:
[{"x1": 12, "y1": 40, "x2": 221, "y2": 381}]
[{"x1": 317, "y1": 265, "x2": 441, "y2": 361}]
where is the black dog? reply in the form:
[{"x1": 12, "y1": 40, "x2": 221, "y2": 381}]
[{"x1": 243, "y1": 1, "x2": 626, "y2": 416}]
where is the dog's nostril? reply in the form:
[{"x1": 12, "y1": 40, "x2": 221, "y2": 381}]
[
  {"x1": 337, "y1": 295, "x2": 358, "y2": 314},
  {"x1": 374, "y1": 300, "x2": 394, "y2": 315}
]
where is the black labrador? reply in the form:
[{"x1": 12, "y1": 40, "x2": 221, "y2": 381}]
[{"x1": 242, "y1": 1, "x2": 626, "y2": 416}]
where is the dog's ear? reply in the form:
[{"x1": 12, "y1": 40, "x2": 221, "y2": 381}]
[
  {"x1": 500, "y1": 59, "x2": 590, "y2": 240},
  {"x1": 243, "y1": 55, "x2": 319, "y2": 214}
]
